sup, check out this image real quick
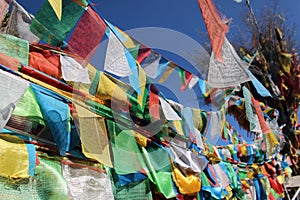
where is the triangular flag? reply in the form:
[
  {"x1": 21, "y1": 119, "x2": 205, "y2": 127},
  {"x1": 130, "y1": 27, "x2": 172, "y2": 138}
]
[
  {"x1": 159, "y1": 62, "x2": 176, "y2": 83},
  {"x1": 142, "y1": 51, "x2": 161, "y2": 78},
  {"x1": 149, "y1": 85, "x2": 160, "y2": 119},
  {"x1": 188, "y1": 75, "x2": 199, "y2": 89},
  {"x1": 48, "y1": 0, "x2": 62, "y2": 20},
  {"x1": 104, "y1": 29, "x2": 132, "y2": 77},
  {"x1": 251, "y1": 97, "x2": 271, "y2": 134},
  {"x1": 208, "y1": 37, "x2": 252, "y2": 88},
  {"x1": 159, "y1": 97, "x2": 181, "y2": 120},
  {"x1": 178, "y1": 68, "x2": 193, "y2": 91},
  {"x1": 197, "y1": 0, "x2": 228, "y2": 62},
  {"x1": 137, "y1": 64, "x2": 147, "y2": 110}
]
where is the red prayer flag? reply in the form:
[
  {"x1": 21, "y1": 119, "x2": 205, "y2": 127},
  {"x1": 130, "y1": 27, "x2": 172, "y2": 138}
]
[
  {"x1": 66, "y1": 6, "x2": 106, "y2": 65},
  {"x1": 29, "y1": 44, "x2": 62, "y2": 79},
  {"x1": 251, "y1": 97, "x2": 271, "y2": 134},
  {"x1": 197, "y1": 0, "x2": 228, "y2": 62},
  {"x1": 149, "y1": 85, "x2": 160, "y2": 119},
  {"x1": 180, "y1": 70, "x2": 193, "y2": 91},
  {"x1": 137, "y1": 43, "x2": 151, "y2": 64}
]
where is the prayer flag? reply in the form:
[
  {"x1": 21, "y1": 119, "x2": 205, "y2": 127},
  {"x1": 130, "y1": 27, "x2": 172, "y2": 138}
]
[
  {"x1": 4, "y1": 1, "x2": 39, "y2": 42},
  {"x1": 0, "y1": 0, "x2": 10, "y2": 24},
  {"x1": 251, "y1": 97, "x2": 271, "y2": 134},
  {"x1": 30, "y1": 0, "x2": 85, "y2": 46},
  {"x1": 159, "y1": 62, "x2": 176, "y2": 83},
  {"x1": 48, "y1": 0, "x2": 62, "y2": 20},
  {"x1": 159, "y1": 97, "x2": 181, "y2": 120},
  {"x1": 149, "y1": 85, "x2": 160, "y2": 119},
  {"x1": 197, "y1": 0, "x2": 228, "y2": 62},
  {"x1": 242, "y1": 86, "x2": 256, "y2": 131},
  {"x1": 66, "y1": 6, "x2": 106, "y2": 64},
  {"x1": 208, "y1": 37, "x2": 252, "y2": 88}
]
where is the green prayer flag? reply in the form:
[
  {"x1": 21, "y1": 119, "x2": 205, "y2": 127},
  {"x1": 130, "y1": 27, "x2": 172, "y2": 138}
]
[
  {"x1": 13, "y1": 87, "x2": 45, "y2": 126},
  {"x1": 108, "y1": 168, "x2": 153, "y2": 200},
  {"x1": 0, "y1": 33, "x2": 29, "y2": 65},
  {"x1": 242, "y1": 86, "x2": 256, "y2": 130},
  {"x1": 106, "y1": 120, "x2": 145, "y2": 174},
  {"x1": 141, "y1": 146, "x2": 176, "y2": 199},
  {"x1": 30, "y1": 0, "x2": 85, "y2": 46}
]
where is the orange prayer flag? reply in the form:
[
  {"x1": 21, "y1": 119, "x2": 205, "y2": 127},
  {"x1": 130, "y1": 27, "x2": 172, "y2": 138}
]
[
  {"x1": 197, "y1": 0, "x2": 228, "y2": 62},
  {"x1": 251, "y1": 97, "x2": 271, "y2": 134}
]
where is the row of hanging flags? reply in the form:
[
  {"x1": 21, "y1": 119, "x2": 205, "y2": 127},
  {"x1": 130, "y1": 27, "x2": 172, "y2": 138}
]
[{"x1": 0, "y1": 0, "x2": 297, "y2": 199}]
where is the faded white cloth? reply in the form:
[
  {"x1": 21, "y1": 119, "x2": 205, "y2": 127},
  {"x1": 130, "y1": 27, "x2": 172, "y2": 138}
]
[
  {"x1": 0, "y1": 70, "x2": 29, "y2": 130},
  {"x1": 5, "y1": 1, "x2": 39, "y2": 42},
  {"x1": 208, "y1": 37, "x2": 252, "y2": 88},
  {"x1": 62, "y1": 162, "x2": 114, "y2": 200},
  {"x1": 104, "y1": 29, "x2": 132, "y2": 77},
  {"x1": 60, "y1": 55, "x2": 90, "y2": 84},
  {"x1": 159, "y1": 97, "x2": 181, "y2": 120}
]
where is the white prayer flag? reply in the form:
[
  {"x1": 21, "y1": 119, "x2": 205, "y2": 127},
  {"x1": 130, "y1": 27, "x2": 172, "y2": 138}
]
[
  {"x1": 159, "y1": 97, "x2": 181, "y2": 120},
  {"x1": 104, "y1": 29, "x2": 132, "y2": 77},
  {"x1": 208, "y1": 37, "x2": 252, "y2": 88},
  {"x1": 0, "y1": 70, "x2": 29, "y2": 130},
  {"x1": 60, "y1": 55, "x2": 91, "y2": 84}
]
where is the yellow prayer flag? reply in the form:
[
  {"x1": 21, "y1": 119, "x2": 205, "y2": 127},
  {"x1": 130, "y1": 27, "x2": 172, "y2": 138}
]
[
  {"x1": 137, "y1": 64, "x2": 147, "y2": 110},
  {"x1": 48, "y1": 0, "x2": 62, "y2": 20},
  {"x1": 115, "y1": 26, "x2": 136, "y2": 49},
  {"x1": 0, "y1": 135, "x2": 30, "y2": 178},
  {"x1": 76, "y1": 104, "x2": 113, "y2": 167},
  {"x1": 159, "y1": 63, "x2": 176, "y2": 83}
]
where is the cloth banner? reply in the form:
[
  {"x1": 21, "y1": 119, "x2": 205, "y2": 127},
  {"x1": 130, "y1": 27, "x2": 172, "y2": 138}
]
[
  {"x1": 61, "y1": 160, "x2": 114, "y2": 200},
  {"x1": 29, "y1": 44, "x2": 61, "y2": 79},
  {"x1": 0, "y1": 0, "x2": 10, "y2": 24},
  {"x1": 159, "y1": 97, "x2": 181, "y2": 120},
  {"x1": 208, "y1": 37, "x2": 252, "y2": 88},
  {"x1": 242, "y1": 86, "x2": 256, "y2": 130},
  {"x1": 31, "y1": 83, "x2": 71, "y2": 155},
  {"x1": 60, "y1": 55, "x2": 90, "y2": 84},
  {"x1": 142, "y1": 51, "x2": 161, "y2": 79},
  {"x1": 197, "y1": 0, "x2": 228, "y2": 62},
  {"x1": 66, "y1": 5, "x2": 106, "y2": 64},
  {"x1": 0, "y1": 70, "x2": 29, "y2": 131},
  {"x1": 30, "y1": 0, "x2": 85, "y2": 46},
  {"x1": 5, "y1": 1, "x2": 39, "y2": 42},
  {"x1": 104, "y1": 28, "x2": 132, "y2": 77},
  {"x1": 0, "y1": 135, "x2": 30, "y2": 178},
  {"x1": 0, "y1": 33, "x2": 29, "y2": 65},
  {"x1": 76, "y1": 104, "x2": 113, "y2": 167}
]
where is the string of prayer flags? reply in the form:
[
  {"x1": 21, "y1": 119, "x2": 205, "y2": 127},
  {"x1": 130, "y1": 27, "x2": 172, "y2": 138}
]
[
  {"x1": 4, "y1": 1, "x2": 39, "y2": 42},
  {"x1": 188, "y1": 75, "x2": 199, "y2": 89},
  {"x1": 159, "y1": 62, "x2": 176, "y2": 83},
  {"x1": 159, "y1": 97, "x2": 181, "y2": 121},
  {"x1": 104, "y1": 28, "x2": 132, "y2": 77},
  {"x1": 0, "y1": 33, "x2": 29, "y2": 65},
  {"x1": 66, "y1": 5, "x2": 106, "y2": 65},
  {"x1": 60, "y1": 55, "x2": 90, "y2": 84},
  {"x1": 177, "y1": 67, "x2": 193, "y2": 91},
  {"x1": 30, "y1": 0, "x2": 85, "y2": 46},
  {"x1": 208, "y1": 37, "x2": 252, "y2": 88},
  {"x1": 0, "y1": 0, "x2": 10, "y2": 24},
  {"x1": 106, "y1": 120, "x2": 145, "y2": 174},
  {"x1": 142, "y1": 51, "x2": 161, "y2": 79},
  {"x1": 197, "y1": 0, "x2": 228, "y2": 62},
  {"x1": 0, "y1": 70, "x2": 29, "y2": 131}
]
